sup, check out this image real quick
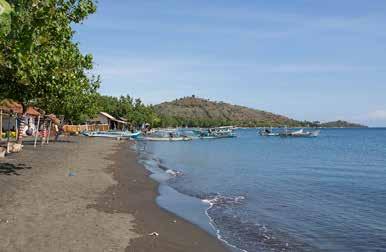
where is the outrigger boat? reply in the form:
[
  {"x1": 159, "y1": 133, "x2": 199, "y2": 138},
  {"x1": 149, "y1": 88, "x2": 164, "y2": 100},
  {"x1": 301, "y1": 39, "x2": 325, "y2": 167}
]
[
  {"x1": 259, "y1": 127, "x2": 279, "y2": 136},
  {"x1": 83, "y1": 131, "x2": 141, "y2": 139},
  {"x1": 197, "y1": 126, "x2": 236, "y2": 139},
  {"x1": 140, "y1": 136, "x2": 192, "y2": 141},
  {"x1": 139, "y1": 129, "x2": 192, "y2": 141},
  {"x1": 279, "y1": 128, "x2": 320, "y2": 138}
]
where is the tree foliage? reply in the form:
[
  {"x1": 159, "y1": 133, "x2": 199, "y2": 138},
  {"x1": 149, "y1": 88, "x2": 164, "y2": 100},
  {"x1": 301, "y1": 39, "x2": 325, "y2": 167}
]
[
  {"x1": 0, "y1": 0, "x2": 12, "y2": 35},
  {"x1": 96, "y1": 95, "x2": 161, "y2": 127},
  {"x1": 0, "y1": 0, "x2": 99, "y2": 121}
]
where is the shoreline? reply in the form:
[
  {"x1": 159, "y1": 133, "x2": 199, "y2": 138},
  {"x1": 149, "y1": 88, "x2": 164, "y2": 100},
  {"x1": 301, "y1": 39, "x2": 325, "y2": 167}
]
[
  {"x1": 95, "y1": 140, "x2": 229, "y2": 252},
  {"x1": 135, "y1": 142, "x2": 245, "y2": 252}
]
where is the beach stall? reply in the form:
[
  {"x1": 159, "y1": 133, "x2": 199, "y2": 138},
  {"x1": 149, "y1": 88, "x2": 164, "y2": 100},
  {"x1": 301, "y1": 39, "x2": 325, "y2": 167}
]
[
  {"x1": 0, "y1": 100, "x2": 25, "y2": 154},
  {"x1": 94, "y1": 112, "x2": 128, "y2": 130},
  {"x1": 0, "y1": 99, "x2": 23, "y2": 140},
  {"x1": 21, "y1": 106, "x2": 41, "y2": 136}
]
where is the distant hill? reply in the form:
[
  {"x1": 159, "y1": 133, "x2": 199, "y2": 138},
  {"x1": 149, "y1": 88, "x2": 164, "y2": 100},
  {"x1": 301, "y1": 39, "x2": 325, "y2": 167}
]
[
  {"x1": 154, "y1": 96, "x2": 367, "y2": 128},
  {"x1": 154, "y1": 96, "x2": 302, "y2": 127},
  {"x1": 319, "y1": 120, "x2": 367, "y2": 128}
]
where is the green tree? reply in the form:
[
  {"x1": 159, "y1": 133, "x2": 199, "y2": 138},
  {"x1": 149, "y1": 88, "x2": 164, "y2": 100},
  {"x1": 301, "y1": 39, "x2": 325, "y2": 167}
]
[
  {"x1": 95, "y1": 94, "x2": 161, "y2": 128},
  {"x1": 0, "y1": 0, "x2": 12, "y2": 35},
  {"x1": 0, "y1": 0, "x2": 99, "y2": 139}
]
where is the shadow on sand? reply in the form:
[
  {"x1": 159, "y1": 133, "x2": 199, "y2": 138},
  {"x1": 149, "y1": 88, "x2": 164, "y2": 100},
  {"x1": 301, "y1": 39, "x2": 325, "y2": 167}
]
[
  {"x1": 0, "y1": 163, "x2": 31, "y2": 176},
  {"x1": 21, "y1": 140, "x2": 75, "y2": 146}
]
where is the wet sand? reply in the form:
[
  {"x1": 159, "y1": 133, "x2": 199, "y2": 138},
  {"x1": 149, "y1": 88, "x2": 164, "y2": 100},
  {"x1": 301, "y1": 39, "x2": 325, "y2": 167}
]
[
  {"x1": 0, "y1": 137, "x2": 228, "y2": 252},
  {"x1": 96, "y1": 140, "x2": 228, "y2": 252}
]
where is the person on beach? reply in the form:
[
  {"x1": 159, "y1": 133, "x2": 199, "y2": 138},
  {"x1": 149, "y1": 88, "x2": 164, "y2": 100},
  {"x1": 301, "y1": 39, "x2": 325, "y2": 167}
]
[{"x1": 54, "y1": 124, "x2": 60, "y2": 142}]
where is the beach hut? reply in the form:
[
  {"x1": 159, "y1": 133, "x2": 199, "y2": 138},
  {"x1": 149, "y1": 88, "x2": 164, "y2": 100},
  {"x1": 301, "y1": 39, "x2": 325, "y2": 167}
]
[
  {"x1": 0, "y1": 100, "x2": 46, "y2": 141},
  {"x1": 95, "y1": 112, "x2": 128, "y2": 130},
  {"x1": 25, "y1": 106, "x2": 41, "y2": 117},
  {"x1": 22, "y1": 106, "x2": 41, "y2": 136},
  {"x1": 0, "y1": 99, "x2": 23, "y2": 140}
]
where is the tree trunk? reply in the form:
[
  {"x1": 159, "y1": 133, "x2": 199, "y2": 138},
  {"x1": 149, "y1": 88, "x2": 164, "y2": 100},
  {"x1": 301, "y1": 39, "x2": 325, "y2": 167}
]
[
  {"x1": 0, "y1": 109, "x2": 3, "y2": 141},
  {"x1": 34, "y1": 115, "x2": 40, "y2": 148},
  {"x1": 41, "y1": 119, "x2": 47, "y2": 146},
  {"x1": 17, "y1": 114, "x2": 26, "y2": 144},
  {"x1": 16, "y1": 103, "x2": 27, "y2": 144}
]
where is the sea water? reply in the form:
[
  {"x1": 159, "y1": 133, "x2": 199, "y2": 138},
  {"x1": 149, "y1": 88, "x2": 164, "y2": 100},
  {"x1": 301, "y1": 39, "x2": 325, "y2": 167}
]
[{"x1": 135, "y1": 128, "x2": 386, "y2": 252}]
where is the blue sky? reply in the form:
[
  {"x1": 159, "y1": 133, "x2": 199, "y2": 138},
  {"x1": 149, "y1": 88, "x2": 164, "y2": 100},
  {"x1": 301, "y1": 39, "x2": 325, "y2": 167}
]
[{"x1": 74, "y1": 0, "x2": 386, "y2": 126}]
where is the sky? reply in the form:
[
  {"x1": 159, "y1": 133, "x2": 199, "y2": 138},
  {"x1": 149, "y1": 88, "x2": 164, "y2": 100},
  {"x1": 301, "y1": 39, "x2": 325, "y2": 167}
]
[{"x1": 74, "y1": 0, "x2": 386, "y2": 126}]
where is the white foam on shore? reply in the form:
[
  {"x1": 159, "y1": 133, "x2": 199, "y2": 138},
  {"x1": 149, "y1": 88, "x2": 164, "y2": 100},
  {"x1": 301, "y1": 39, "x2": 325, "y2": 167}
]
[
  {"x1": 135, "y1": 142, "x2": 247, "y2": 252},
  {"x1": 202, "y1": 196, "x2": 249, "y2": 252}
]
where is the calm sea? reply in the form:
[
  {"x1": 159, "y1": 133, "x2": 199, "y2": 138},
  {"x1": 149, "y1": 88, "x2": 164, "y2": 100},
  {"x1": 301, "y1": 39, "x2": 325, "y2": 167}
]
[{"x1": 135, "y1": 128, "x2": 386, "y2": 252}]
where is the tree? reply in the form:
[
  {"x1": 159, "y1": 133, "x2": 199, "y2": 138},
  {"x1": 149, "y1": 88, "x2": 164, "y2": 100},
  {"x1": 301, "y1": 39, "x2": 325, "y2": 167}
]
[
  {"x1": 95, "y1": 94, "x2": 161, "y2": 128},
  {"x1": 0, "y1": 0, "x2": 12, "y2": 35},
  {"x1": 0, "y1": 0, "x2": 99, "y2": 140}
]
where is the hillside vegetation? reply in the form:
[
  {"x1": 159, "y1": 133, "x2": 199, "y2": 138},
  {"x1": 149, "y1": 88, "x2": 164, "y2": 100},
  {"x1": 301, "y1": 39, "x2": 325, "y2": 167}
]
[
  {"x1": 154, "y1": 96, "x2": 303, "y2": 127},
  {"x1": 154, "y1": 96, "x2": 368, "y2": 128},
  {"x1": 319, "y1": 120, "x2": 367, "y2": 128}
]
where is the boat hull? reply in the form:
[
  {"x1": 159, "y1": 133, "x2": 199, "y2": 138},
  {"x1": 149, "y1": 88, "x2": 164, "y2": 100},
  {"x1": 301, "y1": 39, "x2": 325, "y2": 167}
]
[
  {"x1": 83, "y1": 131, "x2": 141, "y2": 139},
  {"x1": 279, "y1": 130, "x2": 320, "y2": 138},
  {"x1": 140, "y1": 136, "x2": 192, "y2": 141}
]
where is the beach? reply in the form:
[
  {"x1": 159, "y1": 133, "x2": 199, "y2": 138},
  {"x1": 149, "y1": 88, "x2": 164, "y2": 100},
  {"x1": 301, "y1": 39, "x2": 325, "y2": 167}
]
[{"x1": 0, "y1": 137, "x2": 228, "y2": 252}]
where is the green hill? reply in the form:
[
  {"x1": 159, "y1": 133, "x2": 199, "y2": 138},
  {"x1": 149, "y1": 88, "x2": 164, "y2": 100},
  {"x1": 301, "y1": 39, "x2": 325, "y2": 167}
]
[
  {"x1": 154, "y1": 96, "x2": 368, "y2": 128},
  {"x1": 319, "y1": 120, "x2": 367, "y2": 128},
  {"x1": 154, "y1": 96, "x2": 302, "y2": 127}
]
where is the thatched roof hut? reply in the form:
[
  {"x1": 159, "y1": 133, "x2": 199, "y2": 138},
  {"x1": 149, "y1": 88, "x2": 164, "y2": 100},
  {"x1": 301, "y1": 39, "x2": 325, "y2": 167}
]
[
  {"x1": 0, "y1": 99, "x2": 23, "y2": 114},
  {"x1": 25, "y1": 107, "x2": 41, "y2": 117}
]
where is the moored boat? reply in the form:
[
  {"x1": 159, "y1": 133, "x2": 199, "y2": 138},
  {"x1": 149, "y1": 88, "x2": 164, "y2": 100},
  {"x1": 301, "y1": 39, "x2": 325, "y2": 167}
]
[
  {"x1": 139, "y1": 129, "x2": 192, "y2": 141},
  {"x1": 140, "y1": 136, "x2": 192, "y2": 141},
  {"x1": 83, "y1": 131, "x2": 141, "y2": 139},
  {"x1": 279, "y1": 128, "x2": 320, "y2": 137},
  {"x1": 259, "y1": 127, "x2": 279, "y2": 136},
  {"x1": 198, "y1": 127, "x2": 236, "y2": 139}
]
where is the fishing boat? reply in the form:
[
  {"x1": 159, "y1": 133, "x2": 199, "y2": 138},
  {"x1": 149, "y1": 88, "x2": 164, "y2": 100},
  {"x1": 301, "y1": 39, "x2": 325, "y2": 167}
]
[
  {"x1": 139, "y1": 129, "x2": 192, "y2": 141},
  {"x1": 198, "y1": 127, "x2": 236, "y2": 139},
  {"x1": 259, "y1": 127, "x2": 279, "y2": 136},
  {"x1": 279, "y1": 128, "x2": 320, "y2": 138},
  {"x1": 140, "y1": 136, "x2": 192, "y2": 141},
  {"x1": 83, "y1": 131, "x2": 141, "y2": 139}
]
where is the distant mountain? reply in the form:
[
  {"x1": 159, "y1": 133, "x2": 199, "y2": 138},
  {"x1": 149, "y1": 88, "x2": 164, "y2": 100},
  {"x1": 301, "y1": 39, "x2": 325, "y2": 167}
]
[
  {"x1": 319, "y1": 120, "x2": 367, "y2": 128},
  {"x1": 154, "y1": 96, "x2": 368, "y2": 128},
  {"x1": 154, "y1": 96, "x2": 302, "y2": 127}
]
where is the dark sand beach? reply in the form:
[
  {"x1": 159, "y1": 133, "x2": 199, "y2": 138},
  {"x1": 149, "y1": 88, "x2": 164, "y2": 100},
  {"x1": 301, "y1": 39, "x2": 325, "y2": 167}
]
[
  {"x1": 98, "y1": 140, "x2": 229, "y2": 252},
  {"x1": 0, "y1": 137, "x2": 228, "y2": 252}
]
